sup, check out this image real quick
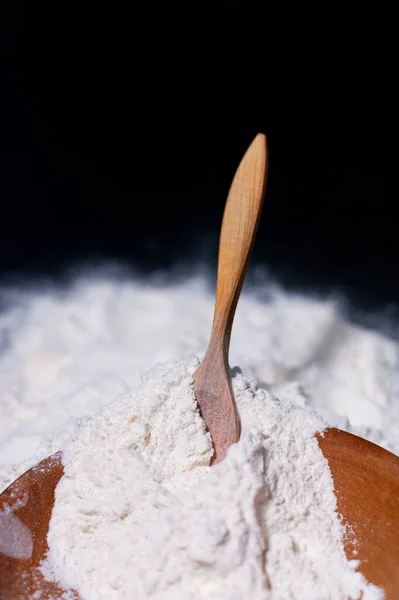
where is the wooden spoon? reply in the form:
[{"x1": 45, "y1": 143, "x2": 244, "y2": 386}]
[
  {"x1": 194, "y1": 133, "x2": 268, "y2": 463},
  {"x1": 1, "y1": 134, "x2": 399, "y2": 599}
]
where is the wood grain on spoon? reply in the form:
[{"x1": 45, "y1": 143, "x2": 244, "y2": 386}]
[{"x1": 194, "y1": 133, "x2": 268, "y2": 464}]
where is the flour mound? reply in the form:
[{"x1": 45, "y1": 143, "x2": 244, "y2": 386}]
[
  {"x1": 41, "y1": 359, "x2": 381, "y2": 600},
  {"x1": 1, "y1": 275, "x2": 399, "y2": 495}
]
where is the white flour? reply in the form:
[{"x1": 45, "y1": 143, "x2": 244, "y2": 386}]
[
  {"x1": 0, "y1": 272, "x2": 398, "y2": 495},
  {"x1": 0, "y1": 269, "x2": 398, "y2": 598},
  {"x1": 41, "y1": 359, "x2": 380, "y2": 599}
]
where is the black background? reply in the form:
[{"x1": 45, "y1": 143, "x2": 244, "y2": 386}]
[{"x1": 1, "y1": 2, "x2": 398, "y2": 309}]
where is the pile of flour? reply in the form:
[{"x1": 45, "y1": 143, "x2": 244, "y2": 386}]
[
  {"x1": 0, "y1": 271, "x2": 398, "y2": 494},
  {"x1": 41, "y1": 358, "x2": 381, "y2": 599}
]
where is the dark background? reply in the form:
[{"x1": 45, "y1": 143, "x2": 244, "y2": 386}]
[{"x1": 1, "y1": 2, "x2": 398, "y2": 308}]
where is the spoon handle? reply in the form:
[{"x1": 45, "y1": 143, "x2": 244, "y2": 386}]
[
  {"x1": 194, "y1": 133, "x2": 268, "y2": 464},
  {"x1": 210, "y1": 133, "x2": 268, "y2": 360}
]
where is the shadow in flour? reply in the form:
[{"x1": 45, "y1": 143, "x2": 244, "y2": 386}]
[
  {"x1": 230, "y1": 366, "x2": 243, "y2": 378},
  {"x1": 254, "y1": 462, "x2": 272, "y2": 589},
  {"x1": 228, "y1": 364, "x2": 271, "y2": 586}
]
